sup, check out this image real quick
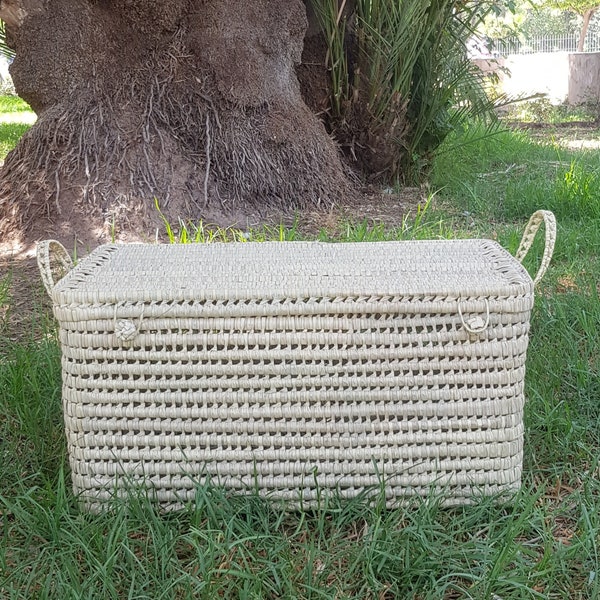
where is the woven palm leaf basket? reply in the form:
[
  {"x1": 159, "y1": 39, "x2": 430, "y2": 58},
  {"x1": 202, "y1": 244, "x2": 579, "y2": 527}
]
[{"x1": 38, "y1": 210, "x2": 556, "y2": 511}]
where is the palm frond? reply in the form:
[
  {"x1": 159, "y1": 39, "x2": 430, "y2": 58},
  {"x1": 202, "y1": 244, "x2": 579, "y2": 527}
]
[{"x1": 0, "y1": 20, "x2": 15, "y2": 59}]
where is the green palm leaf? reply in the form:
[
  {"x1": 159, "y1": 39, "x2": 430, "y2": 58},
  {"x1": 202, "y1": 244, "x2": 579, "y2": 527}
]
[{"x1": 0, "y1": 20, "x2": 15, "y2": 59}]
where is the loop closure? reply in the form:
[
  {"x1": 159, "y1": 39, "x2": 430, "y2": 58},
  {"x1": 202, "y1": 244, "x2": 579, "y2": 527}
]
[{"x1": 458, "y1": 298, "x2": 490, "y2": 334}]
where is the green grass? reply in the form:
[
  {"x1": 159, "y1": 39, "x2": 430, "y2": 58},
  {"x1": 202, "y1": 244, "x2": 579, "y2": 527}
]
[
  {"x1": 0, "y1": 122, "x2": 30, "y2": 161},
  {"x1": 0, "y1": 95, "x2": 32, "y2": 114},
  {"x1": 156, "y1": 193, "x2": 459, "y2": 245},
  {"x1": 431, "y1": 120, "x2": 600, "y2": 218},
  {"x1": 0, "y1": 95, "x2": 34, "y2": 161},
  {"x1": 1, "y1": 107, "x2": 600, "y2": 597}
]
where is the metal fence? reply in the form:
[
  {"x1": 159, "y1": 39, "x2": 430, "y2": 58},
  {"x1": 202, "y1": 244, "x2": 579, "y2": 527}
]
[{"x1": 495, "y1": 34, "x2": 600, "y2": 55}]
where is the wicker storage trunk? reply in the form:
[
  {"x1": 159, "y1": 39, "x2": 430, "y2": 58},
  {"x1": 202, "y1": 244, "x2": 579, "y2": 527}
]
[{"x1": 39, "y1": 211, "x2": 555, "y2": 511}]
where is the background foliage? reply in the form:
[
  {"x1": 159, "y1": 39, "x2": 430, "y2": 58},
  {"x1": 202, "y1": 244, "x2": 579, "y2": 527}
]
[
  {"x1": 0, "y1": 20, "x2": 13, "y2": 59},
  {"x1": 311, "y1": 0, "x2": 513, "y2": 184}
]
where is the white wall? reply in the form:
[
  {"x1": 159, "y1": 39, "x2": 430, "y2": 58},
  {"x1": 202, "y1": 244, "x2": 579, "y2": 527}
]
[
  {"x1": 0, "y1": 55, "x2": 10, "y2": 84},
  {"x1": 502, "y1": 53, "x2": 570, "y2": 103}
]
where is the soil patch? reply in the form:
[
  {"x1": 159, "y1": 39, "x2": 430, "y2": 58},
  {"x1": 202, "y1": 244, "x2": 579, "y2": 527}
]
[{"x1": 0, "y1": 253, "x2": 51, "y2": 343}]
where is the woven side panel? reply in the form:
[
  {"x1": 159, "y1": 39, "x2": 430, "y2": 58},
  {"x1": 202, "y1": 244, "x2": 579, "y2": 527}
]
[{"x1": 58, "y1": 294, "x2": 530, "y2": 509}]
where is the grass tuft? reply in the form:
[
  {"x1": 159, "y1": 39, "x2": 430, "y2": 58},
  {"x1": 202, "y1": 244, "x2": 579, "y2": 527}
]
[
  {"x1": 0, "y1": 95, "x2": 32, "y2": 114},
  {"x1": 0, "y1": 122, "x2": 31, "y2": 161}
]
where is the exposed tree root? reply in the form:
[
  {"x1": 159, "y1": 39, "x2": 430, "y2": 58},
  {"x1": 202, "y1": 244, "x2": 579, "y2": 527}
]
[{"x1": 0, "y1": 5, "x2": 352, "y2": 250}]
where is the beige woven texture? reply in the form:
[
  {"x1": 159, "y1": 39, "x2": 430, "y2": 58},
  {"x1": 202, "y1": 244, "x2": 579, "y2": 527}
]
[{"x1": 39, "y1": 211, "x2": 555, "y2": 510}]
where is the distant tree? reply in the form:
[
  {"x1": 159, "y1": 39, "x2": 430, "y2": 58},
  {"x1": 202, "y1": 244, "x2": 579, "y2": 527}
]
[
  {"x1": 482, "y1": 1, "x2": 586, "y2": 45},
  {"x1": 544, "y1": 0, "x2": 600, "y2": 50},
  {"x1": 520, "y1": 6, "x2": 579, "y2": 38}
]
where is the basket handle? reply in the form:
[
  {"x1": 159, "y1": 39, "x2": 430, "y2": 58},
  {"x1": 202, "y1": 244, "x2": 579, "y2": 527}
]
[
  {"x1": 37, "y1": 240, "x2": 74, "y2": 297},
  {"x1": 514, "y1": 210, "x2": 556, "y2": 285}
]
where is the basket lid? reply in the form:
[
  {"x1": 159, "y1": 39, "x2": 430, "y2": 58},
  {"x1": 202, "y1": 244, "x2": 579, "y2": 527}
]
[{"x1": 52, "y1": 240, "x2": 533, "y2": 304}]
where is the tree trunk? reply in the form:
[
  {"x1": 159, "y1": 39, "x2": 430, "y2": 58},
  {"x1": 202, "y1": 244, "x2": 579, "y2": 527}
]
[
  {"x1": 578, "y1": 8, "x2": 595, "y2": 53},
  {"x1": 0, "y1": 0, "x2": 351, "y2": 251}
]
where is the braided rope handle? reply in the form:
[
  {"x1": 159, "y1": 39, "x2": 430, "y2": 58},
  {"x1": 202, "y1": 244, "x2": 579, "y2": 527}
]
[
  {"x1": 37, "y1": 240, "x2": 74, "y2": 297},
  {"x1": 515, "y1": 210, "x2": 556, "y2": 285}
]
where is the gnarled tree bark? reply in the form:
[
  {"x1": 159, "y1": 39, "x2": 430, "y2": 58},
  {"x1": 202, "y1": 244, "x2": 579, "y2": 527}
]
[{"x1": 0, "y1": 0, "x2": 350, "y2": 251}]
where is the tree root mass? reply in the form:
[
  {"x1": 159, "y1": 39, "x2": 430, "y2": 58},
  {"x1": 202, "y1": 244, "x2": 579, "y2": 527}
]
[{"x1": 0, "y1": 0, "x2": 351, "y2": 251}]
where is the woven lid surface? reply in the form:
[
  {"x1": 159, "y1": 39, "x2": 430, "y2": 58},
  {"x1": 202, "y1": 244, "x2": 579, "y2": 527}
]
[{"x1": 52, "y1": 240, "x2": 532, "y2": 303}]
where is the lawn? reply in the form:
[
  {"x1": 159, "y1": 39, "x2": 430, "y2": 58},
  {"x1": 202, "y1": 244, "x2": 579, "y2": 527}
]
[
  {"x1": 0, "y1": 96, "x2": 35, "y2": 162},
  {"x1": 1, "y1": 96, "x2": 599, "y2": 598}
]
